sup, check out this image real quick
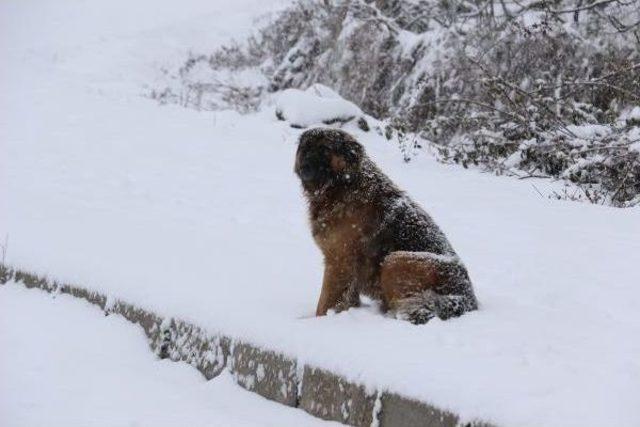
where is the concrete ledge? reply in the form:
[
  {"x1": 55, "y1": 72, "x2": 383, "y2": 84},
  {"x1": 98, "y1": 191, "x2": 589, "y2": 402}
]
[
  {"x1": 300, "y1": 366, "x2": 377, "y2": 425},
  {"x1": 0, "y1": 264, "x2": 495, "y2": 427},
  {"x1": 379, "y1": 393, "x2": 458, "y2": 427},
  {"x1": 232, "y1": 342, "x2": 299, "y2": 406}
]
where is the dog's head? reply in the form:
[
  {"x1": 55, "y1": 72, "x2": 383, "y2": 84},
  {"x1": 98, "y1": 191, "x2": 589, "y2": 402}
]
[{"x1": 295, "y1": 128, "x2": 364, "y2": 190}]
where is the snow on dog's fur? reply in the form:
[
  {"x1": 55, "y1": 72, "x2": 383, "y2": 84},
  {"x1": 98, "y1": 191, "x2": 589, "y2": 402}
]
[{"x1": 295, "y1": 128, "x2": 478, "y2": 323}]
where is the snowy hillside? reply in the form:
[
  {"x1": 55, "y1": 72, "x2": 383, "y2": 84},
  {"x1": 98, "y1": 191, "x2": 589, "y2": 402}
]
[
  {"x1": 165, "y1": 0, "x2": 640, "y2": 207},
  {"x1": 1, "y1": 1, "x2": 640, "y2": 427}
]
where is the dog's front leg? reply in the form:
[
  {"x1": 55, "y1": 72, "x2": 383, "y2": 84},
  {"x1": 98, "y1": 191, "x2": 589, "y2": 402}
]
[{"x1": 316, "y1": 261, "x2": 357, "y2": 316}]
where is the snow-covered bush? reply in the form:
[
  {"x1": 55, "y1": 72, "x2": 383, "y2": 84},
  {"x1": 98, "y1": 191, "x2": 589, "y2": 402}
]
[
  {"x1": 274, "y1": 84, "x2": 366, "y2": 128},
  {"x1": 154, "y1": 0, "x2": 640, "y2": 206}
]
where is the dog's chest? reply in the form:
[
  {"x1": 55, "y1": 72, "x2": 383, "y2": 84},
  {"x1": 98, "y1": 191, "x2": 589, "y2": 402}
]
[{"x1": 312, "y1": 204, "x2": 376, "y2": 259}]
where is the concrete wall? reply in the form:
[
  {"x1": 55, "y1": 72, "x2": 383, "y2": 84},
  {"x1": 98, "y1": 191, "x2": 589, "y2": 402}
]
[{"x1": 0, "y1": 264, "x2": 494, "y2": 427}]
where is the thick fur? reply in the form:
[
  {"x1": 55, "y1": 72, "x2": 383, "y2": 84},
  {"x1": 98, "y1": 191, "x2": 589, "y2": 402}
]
[{"x1": 295, "y1": 128, "x2": 478, "y2": 323}]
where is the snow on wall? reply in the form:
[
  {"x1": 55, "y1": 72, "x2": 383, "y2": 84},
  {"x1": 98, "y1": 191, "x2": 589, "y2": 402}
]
[
  {"x1": 0, "y1": 282, "x2": 337, "y2": 427},
  {"x1": 0, "y1": 269, "x2": 477, "y2": 427}
]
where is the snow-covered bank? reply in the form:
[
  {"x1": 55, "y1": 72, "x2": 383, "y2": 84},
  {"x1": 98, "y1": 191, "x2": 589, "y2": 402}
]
[
  {"x1": 0, "y1": 283, "x2": 338, "y2": 427},
  {"x1": 2, "y1": 1, "x2": 640, "y2": 427}
]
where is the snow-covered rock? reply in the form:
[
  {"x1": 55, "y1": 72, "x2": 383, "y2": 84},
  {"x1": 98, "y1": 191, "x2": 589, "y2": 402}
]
[{"x1": 274, "y1": 84, "x2": 363, "y2": 128}]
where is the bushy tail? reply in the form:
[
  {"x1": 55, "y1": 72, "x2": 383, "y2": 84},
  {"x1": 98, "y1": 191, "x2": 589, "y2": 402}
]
[{"x1": 395, "y1": 290, "x2": 478, "y2": 325}]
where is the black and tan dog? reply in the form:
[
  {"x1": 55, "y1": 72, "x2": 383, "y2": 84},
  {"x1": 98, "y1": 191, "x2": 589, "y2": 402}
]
[{"x1": 295, "y1": 128, "x2": 478, "y2": 324}]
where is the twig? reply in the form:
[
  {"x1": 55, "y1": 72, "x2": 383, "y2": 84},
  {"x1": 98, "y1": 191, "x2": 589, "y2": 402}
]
[
  {"x1": 1, "y1": 234, "x2": 8, "y2": 265},
  {"x1": 531, "y1": 183, "x2": 545, "y2": 198},
  {"x1": 432, "y1": 98, "x2": 528, "y2": 124},
  {"x1": 518, "y1": 173, "x2": 552, "y2": 179},
  {"x1": 545, "y1": 0, "x2": 620, "y2": 14}
]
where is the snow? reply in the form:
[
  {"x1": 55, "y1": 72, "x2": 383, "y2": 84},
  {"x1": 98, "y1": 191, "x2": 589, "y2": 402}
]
[
  {"x1": 619, "y1": 106, "x2": 640, "y2": 124},
  {"x1": 565, "y1": 124, "x2": 612, "y2": 139},
  {"x1": 0, "y1": 283, "x2": 338, "y2": 427},
  {"x1": 275, "y1": 84, "x2": 363, "y2": 127},
  {"x1": 2, "y1": 1, "x2": 640, "y2": 427}
]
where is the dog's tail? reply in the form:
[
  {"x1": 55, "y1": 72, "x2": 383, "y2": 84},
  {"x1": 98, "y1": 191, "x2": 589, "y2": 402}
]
[{"x1": 395, "y1": 290, "x2": 478, "y2": 325}]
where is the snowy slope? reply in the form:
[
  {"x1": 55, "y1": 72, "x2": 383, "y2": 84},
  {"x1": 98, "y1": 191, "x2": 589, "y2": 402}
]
[
  {"x1": 2, "y1": 1, "x2": 640, "y2": 427},
  {"x1": 0, "y1": 283, "x2": 339, "y2": 427}
]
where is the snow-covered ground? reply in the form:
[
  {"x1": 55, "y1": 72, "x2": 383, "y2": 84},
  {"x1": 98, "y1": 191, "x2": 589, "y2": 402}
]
[
  {"x1": 1, "y1": 1, "x2": 639, "y2": 427},
  {"x1": 0, "y1": 283, "x2": 339, "y2": 427}
]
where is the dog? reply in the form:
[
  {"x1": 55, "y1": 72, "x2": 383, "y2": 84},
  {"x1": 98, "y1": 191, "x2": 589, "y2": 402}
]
[{"x1": 295, "y1": 128, "x2": 477, "y2": 324}]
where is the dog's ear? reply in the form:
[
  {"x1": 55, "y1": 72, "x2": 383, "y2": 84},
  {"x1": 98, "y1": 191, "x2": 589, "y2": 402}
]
[{"x1": 329, "y1": 140, "x2": 363, "y2": 173}]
